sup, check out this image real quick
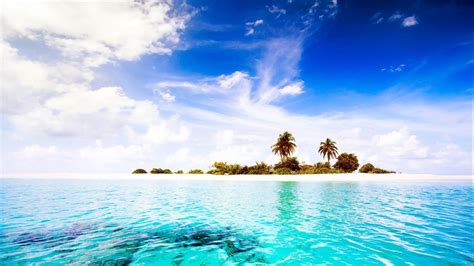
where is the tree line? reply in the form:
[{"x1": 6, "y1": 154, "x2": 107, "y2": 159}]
[{"x1": 133, "y1": 131, "x2": 394, "y2": 174}]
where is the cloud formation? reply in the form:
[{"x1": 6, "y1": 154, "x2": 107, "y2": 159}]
[
  {"x1": 1, "y1": 0, "x2": 193, "y2": 172},
  {"x1": 372, "y1": 11, "x2": 419, "y2": 28},
  {"x1": 245, "y1": 19, "x2": 264, "y2": 36},
  {"x1": 402, "y1": 16, "x2": 418, "y2": 27},
  {"x1": 267, "y1": 5, "x2": 287, "y2": 17},
  {"x1": 381, "y1": 64, "x2": 406, "y2": 72},
  {"x1": 0, "y1": 0, "x2": 470, "y2": 175},
  {"x1": 2, "y1": 0, "x2": 192, "y2": 66}
]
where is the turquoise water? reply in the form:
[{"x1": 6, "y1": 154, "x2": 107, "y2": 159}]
[{"x1": 0, "y1": 179, "x2": 472, "y2": 265}]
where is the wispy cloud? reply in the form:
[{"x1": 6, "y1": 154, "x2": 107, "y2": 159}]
[
  {"x1": 245, "y1": 19, "x2": 264, "y2": 36},
  {"x1": 374, "y1": 11, "x2": 419, "y2": 28},
  {"x1": 388, "y1": 11, "x2": 403, "y2": 21},
  {"x1": 402, "y1": 16, "x2": 418, "y2": 27},
  {"x1": 381, "y1": 64, "x2": 406, "y2": 72},
  {"x1": 267, "y1": 5, "x2": 287, "y2": 17},
  {"x1": 371, "y1": 12, "x2": 384, "y2": 24}
]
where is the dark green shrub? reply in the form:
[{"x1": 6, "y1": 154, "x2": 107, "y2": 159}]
[
  {"x1": 299, "y1": 166, "x2": 343, "y2": 174},
  {"x1": 334, "y1": 153, "x2": 359, "y2": 173},
  {"x1": 175, "y1": 170, "x2": 184, "y2": 174},
  {"x1": 359, "y1": 163, "x2": 375, "y2": 173},
  {"x1": 299, "y1": 164, "x2": 314, "y2": 172},
  {"x1": 247, "y1": 162, "x2": 271, "y2": 175},
  {"x1": 239, "y1": 166, "x2": 249, "y2": 175},
  {"x1": 227, "y1": 164, "x2": 243, "y2": 175},
  {"x1": 274, "y1": 157, "x2": 300, "y2": 171},
  {"x1": 208, "y1": 162, "x2": 228, "y2": 175},
  {"x1": 188, "y1": 169, "x2": 204, "y2": 174},
  {"x1": 208, "y1": 162, "x2": 244, "y2": 175},
  {"x1": 359, "y1": 163, "x2": 395, "y2": 174},
  {"x1": 371, "y1": 168, "x2": 395, "y2": 174},
  {"x1": 315, "y1": 162, "x2": 331, "y2": 169},
  {"x1": 274, "y1": 168, "x2": 294, "y2": 175},
  {"x1": 150, "y1": 168, "x2": 172, "y2": 174},
  {"x1": 207, "y1": 162, "x2": 226, "y2": 175},
  {"x1": 132, "y1": 169, "x2": 147, "y2": 174}
]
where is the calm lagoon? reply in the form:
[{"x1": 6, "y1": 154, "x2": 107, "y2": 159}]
[{"x1": 0, "y1": 178, "x2": 472, "y2": 265}]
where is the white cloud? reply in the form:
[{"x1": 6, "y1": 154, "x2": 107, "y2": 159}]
[
  {"x1": 154, "y1": 81, "x2": 202, "y2": 91},
  {"x1": 0, "y1": 41, "x2": 93, "y2": 114},
  {"x1": 245, "y1": 28, "x2": 255, "y2": 36},
  {"x1": 14, "y1": 145, "x2": 61, "y2": 160},
  {"x1": 388, "y1": 11, "x2": 403, "y2": 21},
  {"x1": 139, "y1": 68, "x2": 472, "y2": 174},
  {"x1": 215, "y1": 129, "x2": 235, "y2": 146},
  {"x1": 402, "y1": 16, "x2": 418, "y2": 27},
  {"x1": 12, "y1": 144, "x2": 152, "y2": 172},
  {"x1": 279, "y1": 82, "x2": 304, "y2": 95},
  {"x1": 129, "y1": 122, "x2": 190, "y2": 145},
  {"x1": 254, "y1": 19, "x2": 264, "y2": 26},
  {"x1": 217, "y1": 71, "x2": 249, "y2": 89},
  {"x1": 372, "y1": 127, "x2": 428, "y2": 159},
  {"x1": 1, "y1": 0, "x2": 193, "y2": 144},
  {"x1": 2, "y1": 0, "x2": 192, "y2": 67},
  {"x1": 165, "y1": 148, "x2": 191, "y2": 165},
  {"x1": 378, "y1": 12, "x2": 418, "y2": 28},
  {"x1": 17, "y1": 87, "x2": 191, "y2": 145},
  {"x1": 381, "y1": 63, "x2": 406, "y2": 72},
  {"x1": 245, "y1": 19, "x2": 264, "y2": 36},
  {"x1": 159, "y1": 91, "x2": 176, "y2": 103},
  {"x1": 44, "y1": 87, "x2": 135, "y2": 114},
  {"x1": 267, "y1": 5, "x2": 287, "y2": 17}
]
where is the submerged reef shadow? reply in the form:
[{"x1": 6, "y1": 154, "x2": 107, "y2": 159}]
[{"x1": 11, "y1": 222, "x2": 264, "y2": 264}]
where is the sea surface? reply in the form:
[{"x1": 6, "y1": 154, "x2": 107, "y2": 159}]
[{"x1": 0, "y1": 178, "x2": 472, "y2": 265}]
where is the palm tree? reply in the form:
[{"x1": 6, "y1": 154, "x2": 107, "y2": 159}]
[
  {"x1": 272, "y1": 131, "x2": 296, "y2": 161},
  {"x1": 319, "y1": 138, "x2": 338, "y2": 164}
]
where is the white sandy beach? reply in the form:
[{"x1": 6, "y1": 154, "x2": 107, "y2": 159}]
[{"x1": 0, "y1": 173, "x2": 471, "y2": 182}]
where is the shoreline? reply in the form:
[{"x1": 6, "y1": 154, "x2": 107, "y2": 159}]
[{"x1": 0, "y1": 173, "x2": 471, "y2": 182}]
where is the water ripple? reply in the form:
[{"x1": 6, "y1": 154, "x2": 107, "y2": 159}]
[{"x1": 0, "y1": 179, "x2": 472, "y2": 265}]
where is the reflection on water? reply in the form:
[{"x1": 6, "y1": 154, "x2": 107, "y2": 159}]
[
  {"x1": 0, "y1": 179, "x2": 472, "y2": 265},
  {"x1": 277, "y1": 182, "x2": 299, "y2": 223}
]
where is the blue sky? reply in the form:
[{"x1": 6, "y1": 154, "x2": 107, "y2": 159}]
[{"x1": 1, "y1": 0, "x2": 472, "y2": 174}]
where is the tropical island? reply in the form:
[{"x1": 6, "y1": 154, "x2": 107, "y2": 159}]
[{"x1": 133, "y1": 132, "x2": 395, "y2": 175}]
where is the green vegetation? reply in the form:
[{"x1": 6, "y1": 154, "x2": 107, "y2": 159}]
[
  {"x1": 132, "y1": 131, "x2": 397, "y2": 175},
  {"x1": 333, "y1": 153, "x2": 359, "y2": 173},
  {"x1": 132, "y1": 168, "x2": 147, "y2": 174},
  {"x1": 299, "y1": 162, "x2": 344, "y2": 174},
  {"x1": 359, "y1": 163, "x2": 375, "y2": 173},
  {"x1": 271, "y1": 131, "x2": 296, "y2": 161},
  {"x1": 208, "y1": 162, "x2": 244, "y2": 175},
  {"x1": 208, "y1": 161, "x2": 272, "y2": 175},
  {"x1": 319, "y1": 138, "x2": 338, "y2": 164},
  {"x1": 247, "y1": 162, "x2": 271, "y2": 175},
  {"x1": 188, "y1": 169, "x2": 204, "y2": 174},
  {"x1": 274, "y1": 168, "x2": 294, "y2": 175},
  {"x1": 274, "y1": 157, "x2": 300, "y2": 172},
  {"x1": 360, "y1": 163, "x2": 395, "y2": 174},
  {"x1": 150, "y1": 168, "x2": 172, "y2": 174},
  {"x1": 371, "y1": 168, "x2": 395, "y2": 174}
]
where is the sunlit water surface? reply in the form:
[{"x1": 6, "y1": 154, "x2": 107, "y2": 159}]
[{"x1": 0, "y1": 178, "x2": 472, "y2": 265}]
